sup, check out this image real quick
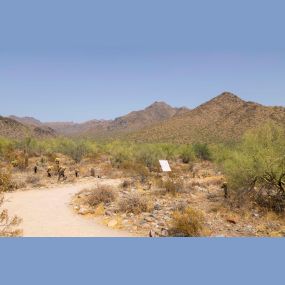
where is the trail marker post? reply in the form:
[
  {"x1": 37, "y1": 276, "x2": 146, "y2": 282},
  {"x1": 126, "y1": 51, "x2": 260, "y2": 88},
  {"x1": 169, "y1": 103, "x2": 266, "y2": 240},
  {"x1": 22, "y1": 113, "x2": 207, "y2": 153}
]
[{"x1": 159, "y1": 160, "x2": 171, "y2": 172}]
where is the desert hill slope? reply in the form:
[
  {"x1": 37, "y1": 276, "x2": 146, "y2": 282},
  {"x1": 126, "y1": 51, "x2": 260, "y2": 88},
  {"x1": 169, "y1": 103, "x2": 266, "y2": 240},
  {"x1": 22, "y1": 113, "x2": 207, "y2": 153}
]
[
  {"x1": 0, "y1": 116, "x2": 56, "y2": 139},
  {"x1": 44, "y1": 101, "x2": 185, "y2": 138},
  {"x1": 128, "y1": 92, "x2": 285, "y2": 143}
]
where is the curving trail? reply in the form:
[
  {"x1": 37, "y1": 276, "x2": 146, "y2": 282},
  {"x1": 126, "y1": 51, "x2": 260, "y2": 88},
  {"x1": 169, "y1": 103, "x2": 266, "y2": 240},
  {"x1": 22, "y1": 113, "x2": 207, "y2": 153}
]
[{"x1": 3, "y1": 179, "x2": 133, "y2": 237}]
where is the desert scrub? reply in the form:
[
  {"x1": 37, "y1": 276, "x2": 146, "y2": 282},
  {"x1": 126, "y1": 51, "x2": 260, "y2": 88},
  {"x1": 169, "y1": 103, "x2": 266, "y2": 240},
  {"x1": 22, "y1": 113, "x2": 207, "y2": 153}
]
[
  {"x1": 163, "y1": 179, "x2": 185, "y2": 196},
  {"x1": 134, "y1": 144, "x2": 162, "y2": 171},
  {"x1": 25, "y1": 175, "x2": 41, "y2": 185},
  {"x1": 0, "y1": 195, "x2": 22, "y2": 237},
  {"x1": 180, "y1": 145, "x2": 195, "y2": 164},
  {"x1": 0, "y1": 171, "x2": 13, "y2": 192},
  {"x1": 222, "y1": 123, "x2": 285, "y2": 212},
  {"x1": 193, "y1": 143, "x2": 212, "y2": 161},
  {"x1": 169, "y1": 207, "x2": 207, "y2": 237},
  {"x1": 118, "y1": 193, "x2": 152, "y2": 214},
  {"x1": 86, "y1": 186, "x2": 117, "y2": 208}
]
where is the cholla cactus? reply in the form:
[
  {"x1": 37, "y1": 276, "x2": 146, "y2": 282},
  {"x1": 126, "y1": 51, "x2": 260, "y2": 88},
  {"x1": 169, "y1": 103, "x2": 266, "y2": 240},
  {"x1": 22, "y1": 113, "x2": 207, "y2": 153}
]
[
  {"x1": 11, "y1": 160, "x2": 18, "y2": 168},
  {"x1": 55, "y1": 158, "x2": 60, "y2": 164}
]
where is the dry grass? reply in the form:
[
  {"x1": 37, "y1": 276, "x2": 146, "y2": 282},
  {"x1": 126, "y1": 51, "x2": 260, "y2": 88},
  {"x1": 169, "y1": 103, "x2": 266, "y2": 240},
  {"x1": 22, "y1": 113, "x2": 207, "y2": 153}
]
[
  {"x1": 0, "y1": 195, "x2": 22, "y2": 237},
  {"x1": 153, "y1": 178, "x2": 185, "y2": 196},
  {"x1": 169, "y1": 207, "x2": 207, "y2": 237},
  {"x1": 86, "y1": 186, "x2": 117, "y2": 208},
  {"x1": 0, "y1": 171, "x2": 14, "y2": 192},
  {"x1": 25, "y1": 175, "x2": 41, "y2": 185},
  {"x1": 118, "y1": 193, "x2": 152, "y2": 214}
]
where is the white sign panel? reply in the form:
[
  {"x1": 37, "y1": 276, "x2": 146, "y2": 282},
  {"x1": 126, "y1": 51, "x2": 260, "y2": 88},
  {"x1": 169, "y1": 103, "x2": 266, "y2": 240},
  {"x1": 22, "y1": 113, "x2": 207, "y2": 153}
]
[{"x1": 159, "y1": 160, "x2": 171, "y2": 172}]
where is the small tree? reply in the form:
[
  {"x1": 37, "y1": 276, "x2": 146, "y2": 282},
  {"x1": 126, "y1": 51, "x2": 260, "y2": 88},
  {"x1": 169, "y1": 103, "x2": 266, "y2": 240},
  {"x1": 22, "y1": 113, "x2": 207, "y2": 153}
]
[
  {"x1": 135, "y1": 144, "x2": 162, "y2": 171},
  {"x1": 223, "y1": 123, "x2": 285, "y2": 211},
  {"x1": 193, "y1": 143, "x2": 211, "y2": 161},
  {"x1": 180, "y1": 145, "x2": 195, "y2": 164}
]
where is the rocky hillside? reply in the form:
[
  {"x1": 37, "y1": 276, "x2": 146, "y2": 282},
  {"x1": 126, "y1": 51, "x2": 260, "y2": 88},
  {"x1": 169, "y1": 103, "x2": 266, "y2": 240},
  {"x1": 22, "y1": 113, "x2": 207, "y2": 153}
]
[
  {"x1": 128, "y1": 92, "x2": 285, "y2": 143},
  {"x1": 45, "y1": 102, "x2": 185, "y2": 138},
  {"x1": 0, "y1": 116, "x2": 56, "y2": 139}
]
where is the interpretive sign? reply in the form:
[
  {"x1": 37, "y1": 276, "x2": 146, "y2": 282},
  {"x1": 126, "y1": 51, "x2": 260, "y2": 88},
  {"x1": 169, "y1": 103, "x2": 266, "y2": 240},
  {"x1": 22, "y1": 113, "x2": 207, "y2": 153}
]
[{"x1": 159, "y1": 160, "x2": 171, "y2": 172}]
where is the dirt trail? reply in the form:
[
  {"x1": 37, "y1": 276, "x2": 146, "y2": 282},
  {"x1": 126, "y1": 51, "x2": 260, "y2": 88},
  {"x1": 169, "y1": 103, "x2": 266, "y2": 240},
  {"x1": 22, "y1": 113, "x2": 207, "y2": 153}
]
[{"x1": 3, "y1": 179, "x2": 133, "y2": 237}]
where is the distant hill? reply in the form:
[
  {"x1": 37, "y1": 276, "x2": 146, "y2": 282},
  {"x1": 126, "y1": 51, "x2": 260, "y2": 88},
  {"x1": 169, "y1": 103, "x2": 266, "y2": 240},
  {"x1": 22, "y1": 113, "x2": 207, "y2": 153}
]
[
  {"x1": 45, "y1": 101, "x2": 185, "y2": 138},
  {"x1": 5, "y1": 93, "x2": 284, "y2": 143},
  {"x1": 9, "y1": 116, "x2": 43, "y2": 127},
  {"x1": 0, "y1": 116, "x2": 56, "y2": 139},
  {"x1": 128, "y1": 92, "x2": 285, "y2": 143}
]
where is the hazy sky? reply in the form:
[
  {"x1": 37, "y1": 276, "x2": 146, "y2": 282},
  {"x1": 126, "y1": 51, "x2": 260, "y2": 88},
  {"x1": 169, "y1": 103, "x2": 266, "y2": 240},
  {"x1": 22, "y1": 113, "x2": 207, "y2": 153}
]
[{"x1": 0, "y1": 0, "x2": 284, "y2": 122}]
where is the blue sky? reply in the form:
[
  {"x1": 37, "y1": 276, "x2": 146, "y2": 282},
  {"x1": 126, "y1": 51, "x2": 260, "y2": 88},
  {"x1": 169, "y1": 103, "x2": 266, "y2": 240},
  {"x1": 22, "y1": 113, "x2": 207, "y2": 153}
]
[{"x1": 0, "y1": 0, "x2": 284, "y2": 122}]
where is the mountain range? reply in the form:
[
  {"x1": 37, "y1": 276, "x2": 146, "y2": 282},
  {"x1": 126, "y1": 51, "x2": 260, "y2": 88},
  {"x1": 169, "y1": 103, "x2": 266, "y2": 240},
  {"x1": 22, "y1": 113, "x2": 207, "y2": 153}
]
[{"x1": 1, "y1": 92, "x2": 284, "y2": 143}]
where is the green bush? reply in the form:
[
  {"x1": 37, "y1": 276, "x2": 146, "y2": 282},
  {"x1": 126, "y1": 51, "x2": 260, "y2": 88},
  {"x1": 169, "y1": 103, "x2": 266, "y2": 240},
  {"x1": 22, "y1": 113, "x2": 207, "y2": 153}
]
[
  {"x1": 134, "y1": 144, "x2": 162, "y2": 171},
  {"x1": 179, "y1": 145, "x2": 195, "y2": 164},
  {"x1": 107, "y1": 141, "x2": 134, "y2": 168},
  {"x1": 223, "y1": 123, "x2": 285, "y2": 211},
  {"x1": 193, "y1": 143, "x2": 211, "y2": 161}
]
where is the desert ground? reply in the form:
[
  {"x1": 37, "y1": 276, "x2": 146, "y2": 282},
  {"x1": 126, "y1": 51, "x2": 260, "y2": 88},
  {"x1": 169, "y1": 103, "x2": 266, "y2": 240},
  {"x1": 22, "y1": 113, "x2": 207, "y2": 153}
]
[{"x1": 2, "y1": 152, "x2": 285, "y2": 238}]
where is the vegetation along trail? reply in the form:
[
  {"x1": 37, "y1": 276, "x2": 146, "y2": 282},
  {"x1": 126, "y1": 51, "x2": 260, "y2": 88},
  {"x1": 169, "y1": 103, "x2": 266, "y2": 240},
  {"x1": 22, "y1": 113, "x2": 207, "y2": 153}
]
[{"x1": 3, "y1": 179, "x2": 133, "y2": 237}]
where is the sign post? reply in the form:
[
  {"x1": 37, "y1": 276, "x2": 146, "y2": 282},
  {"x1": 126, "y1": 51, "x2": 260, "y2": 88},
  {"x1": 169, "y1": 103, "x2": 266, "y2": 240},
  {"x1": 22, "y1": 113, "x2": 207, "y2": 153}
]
[{"x1": 159, "y1": 160, "x2": 171, "y2": 172}]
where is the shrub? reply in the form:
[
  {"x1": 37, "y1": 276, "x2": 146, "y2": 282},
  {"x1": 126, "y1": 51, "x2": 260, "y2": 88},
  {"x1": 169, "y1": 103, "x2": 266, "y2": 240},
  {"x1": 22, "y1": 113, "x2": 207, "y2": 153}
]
[
  {"x1": 159, "y1": 144, "x2": 177, "y2": 160},
  {"x1": 121, "y1": 180, "x2": 134, "y2": 189},
  {"x1": 118, "y1": 193, "x2": 151, "y2": 214},
  {"x1": 0, "y1": 137, "x2": 14, "y2": 159},
  {"x1": 58, "y1": 139, "x2": 90, "y2": 163},
  {"x1": 108, "y1": 142, "x2": 133, "y2": 168},
  {"x1": 86, "y1": 186, "x2": 116, "y2": 208},
  {"x1": 193, "y1": 143, "x2": 211, "y2": 161},
  {"x1": 25, "y1": 175, "x2": 41, "y2": 185},
  {"x1": 0, "y1": 171, "x2": 13, "y2": 192},
  {"x1": 223, "y1": 123, "x2": 285, "y2": 211},
  {"x1": 163, "y1": 179, "x2": 185, "y2": 196},
  {"x1": 169, "y1": 207, "x2": 206, "y2": 237},
  {"x1": 0, "y1": 195, "x2": 22, "y2": 237},
  {"x1": 180, "y1": 145, "x2": 195, "y2": 164},
  {"x1": 131, "y1": 163, "x2": 150, "y2": 183},
  {"x1": 134, "y1": 144, "x2": 162, "y2": 171}
]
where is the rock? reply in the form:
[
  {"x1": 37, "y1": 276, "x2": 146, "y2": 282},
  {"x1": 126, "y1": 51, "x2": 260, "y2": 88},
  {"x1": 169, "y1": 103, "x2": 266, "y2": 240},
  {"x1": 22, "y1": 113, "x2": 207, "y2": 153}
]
[
  {"x1": 154, "y1": 203, "x2": 161, "y2": 211},
  {"x1": 132, "y1": 226, "x2": 138, "y2": 232},
  {"x1": 145, "y1": 216, "x2": 154, "y2": 223},
  {"x1": 158, "y1": 222, "x2": 166, "y2": 227},
  {"x1": 160, "y1": 228, "x2": 169, "y2": 237},
  {"x1": 108, "y1": 219, "x2": 118, "y2": 228},
  {"x1": 149, "y1": 230, "x2": 157, "y2": 237},
  {"x1": 142, "y1": 224, "x2": 151, "y2": 229},
  {"x1": 139, "y1": 220, "x2": 147, "y2": 225},
  {"x1": 105, "y1": 210, "x2": 113, "y2": 216},
  {"x1": 78, "y1": 206, "x2": 93, "y2": 215},
  {"x1": 226, "y1": 219, "x2": 237, "y2": 225}
]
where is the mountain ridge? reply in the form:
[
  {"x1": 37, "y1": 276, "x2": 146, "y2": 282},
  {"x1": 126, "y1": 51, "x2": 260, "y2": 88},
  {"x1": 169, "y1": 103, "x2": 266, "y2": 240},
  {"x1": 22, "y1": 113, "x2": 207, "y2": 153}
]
[
  {"x1": 128, "y1": 92, "x2": 285, "y2": 143},
  {"x1": 3, "y1": 93, "x2": 285, "y2": 142}
]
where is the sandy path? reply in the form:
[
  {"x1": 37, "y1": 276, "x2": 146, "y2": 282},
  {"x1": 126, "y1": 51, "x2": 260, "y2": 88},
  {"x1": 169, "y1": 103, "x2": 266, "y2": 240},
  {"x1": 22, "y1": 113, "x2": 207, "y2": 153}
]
[{"x1": 3, "y1": 179, "x2": 133, "y2": 237}]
